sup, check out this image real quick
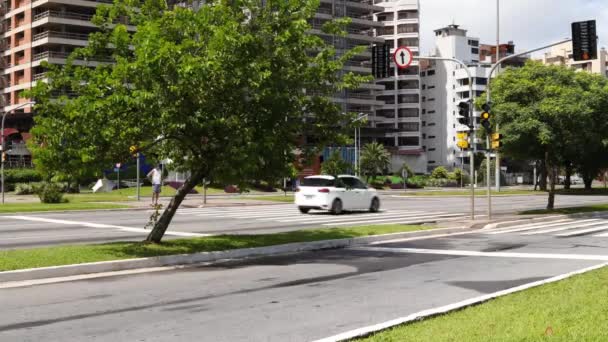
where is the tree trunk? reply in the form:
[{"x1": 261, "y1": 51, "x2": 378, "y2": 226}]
[
  {"x1": 539, "y1": 159, "x2": 547, "y2": 191},
  {"x1": 546, "y1": 153, "x2": 555, "y2": 210},
  {"x1": 145, "y1": 170, "x2": 204, "y2": 243},
  {"x1": 564, "y1": 165, "x2": 572, "y2": 190},
  {"x1": 583, "y1": 175, "x2": 593, "y2": 190}
]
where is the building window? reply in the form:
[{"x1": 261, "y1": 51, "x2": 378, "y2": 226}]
[
  {"x1": 471, "y1": 48, "x2": 479, "y2": 54},
  {"x1": 428, "y1": 135, "x2": 436, "y2": 139},
  {"x1": 429, "y1": 161, "x2": 436, "y2": 164},
  {"x1": 421, "y1": 84, "x2": 426, "y2": 90},
  {"x1": 468, "y1": 40, "x2": 479, "y2": 47},
  {"x1": 476, "y1": 78, "x2": 488, "y2": 85},
  {"x1": 428, "y1": 110, "x2": 436, "y2": 114},
  {"x1": 428, "y1": 148, "x2": 436, "y2": 151},
  {"x1": 422, "y1": 109, "x2": 426, "y2": 114},
  {"x1": 428, "y1": 85, "x2": 435, "y2": 89},
  {"x1": 422, "y1": 121, "x2": 426, "y2": 126},
  {"x1": 427, "y1": 70, "x2": 435, "y2": 76}
]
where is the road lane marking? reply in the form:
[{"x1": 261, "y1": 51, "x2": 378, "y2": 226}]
[
  {"x1": 556, "y1": 225, "x2": 608, "y2": 237},
  {"x1": 521, "y1": 220, "x2": 606, "y2": 235},
  {"x1": 485, "y1": 219, "x2": 581, "y2": 234},
  {"x1": 352, "y1": 246, "x2": 608, "y2": 261},
  {"x1": 314, "y1": 262, "x2": 608, "y2": 342},
  {"x1": 0, "y1": 216, "x2": 210, "y2": 237},
  {"x1": 275, "y1": 211, "x2": 430, "y2": 223},
  {"x1": 323, "y1": 213, "x2": 462, "y2": 226}
]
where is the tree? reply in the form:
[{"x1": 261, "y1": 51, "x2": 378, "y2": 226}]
[
  {"x1": 321, "y1": 150, "x2": 350, "y2": 176},
  {"x1": 360, "y1": 142, "x2": 391, "y2": 182},
  {"x1": 489, "y1": 61, "x2": 608, "y2": 209},
  {"x1": 27, "y1": 0, "x2": 369, "y2": 242}
]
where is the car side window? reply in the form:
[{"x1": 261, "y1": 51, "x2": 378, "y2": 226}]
[
  {"x1": 335, "y1": 178, "x2": 346, "y2": 188},
  {"x1": 340, "y1": 177, "x2": 357, "y2": 189},
  {"x1": 354, "y1": 179, "x2": 368, "y2": 189}
]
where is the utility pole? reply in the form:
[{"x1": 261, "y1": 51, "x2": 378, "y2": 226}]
[{"x1": 494, "y1": 0, "x2": 501, "y2": 192}]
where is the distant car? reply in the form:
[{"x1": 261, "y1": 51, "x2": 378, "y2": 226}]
[{"x1": 294, "y1": 175, "x2": 380, "y2": 214}]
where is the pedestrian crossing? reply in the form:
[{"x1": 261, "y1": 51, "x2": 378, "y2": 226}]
[
  {"x1": 170, "y1": 204, "x2": 466, "y2": 227},
  {"x1": 484, "y1": 217, "x2": 608, "y2": 238}
]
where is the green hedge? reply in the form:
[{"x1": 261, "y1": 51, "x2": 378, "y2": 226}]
[{"x1": 4, "y1": 169, "x2": 43, "y2": 184}]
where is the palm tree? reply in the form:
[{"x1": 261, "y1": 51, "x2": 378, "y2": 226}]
[{"x1": 360, "y1": 142, "x2": 391, "y2": 182}]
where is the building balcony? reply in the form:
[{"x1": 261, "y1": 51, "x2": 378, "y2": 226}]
[
  {"x1": 31, "y1": 0, "x2": 113, "y2": 10},
  {"x1": 32, "y1": 50, "x2": 113, "y2": 67},
  {"x1": 32, "y1": 30, "x2": 90, "y2": 47}
]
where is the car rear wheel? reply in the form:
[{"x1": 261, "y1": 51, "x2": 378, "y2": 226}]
[
  {"x1": 331, "y1": 199, "x2": 343, "y2": 215},
  {"x1": 299, "y1": 207, "x2": 310, "y2": 214},
  {"x1": 369, "y1": 197, "x2": 380, "y2": 213}
]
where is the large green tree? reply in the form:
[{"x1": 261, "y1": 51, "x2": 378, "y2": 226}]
[
  {"x1": 489, "y1": 61, "x2": 608, "y2": 208},
  {"x1": 27, "y1": 0, "x2": 369, "y2": 242}
]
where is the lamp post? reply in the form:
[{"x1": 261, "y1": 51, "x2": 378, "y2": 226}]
[
  {"x1": 353, "y1": 113, "x2": 368, "y2": 176},
  {"x1": 2, "y1": 101, "x2": 35, "y2": 204}
]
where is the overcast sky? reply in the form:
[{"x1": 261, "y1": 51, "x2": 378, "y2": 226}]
[{"x1": 419, "y1": 0, "x2": 608, "y2": 56}]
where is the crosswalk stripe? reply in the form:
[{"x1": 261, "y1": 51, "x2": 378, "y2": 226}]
[
  {"x1": 274, "y1": 211, "x2": 429, "y2": 223},
  {"x1": 592, "y1": 231, "x2": 608, "y2": 237},
  {"x1": 521, "y1": 220, "x2": 604, "y2": 235},
  {"x1": 323, "y1": 213, "x2": 463, "y2": 227},
  {"x1": 557, "y1": 225, "x2": 608, "y2": 237},
  {"x1": 485, "y1": 219, "x2": 583, "y2": 235}
]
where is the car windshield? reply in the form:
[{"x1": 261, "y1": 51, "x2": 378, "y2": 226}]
[{"x1": 301, "y1": 178, "x2": 335, "y2": 187}]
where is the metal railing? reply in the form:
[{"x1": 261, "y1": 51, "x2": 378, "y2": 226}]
[
  {"x1": 34, "y1": 10, "x2": 95, "y2": 22},
  {"x1": 33, "y1": 73, "x2": 47, "y2": 81},
  {"x1": 33, "y1": 50, "x2": 114, "y2": 63},
  {"x1": 33, "y1": 31, "x2": 90, "y2": 42}
]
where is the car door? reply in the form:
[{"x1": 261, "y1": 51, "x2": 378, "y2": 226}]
[
  {"x1": 354, "y1": 177, "x2": 373, "y2": 209},
  {"x1": 337, "y1": 177, "x2": 358, "y2": 210}
]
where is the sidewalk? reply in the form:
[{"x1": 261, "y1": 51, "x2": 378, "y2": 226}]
[{"x1": 124, "y1": 195, "x2": 290, "y2": 209}]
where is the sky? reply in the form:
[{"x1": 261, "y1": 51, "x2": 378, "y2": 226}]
[{"x1": 419, "y1": 0, "x2": 608, "y2": 56}]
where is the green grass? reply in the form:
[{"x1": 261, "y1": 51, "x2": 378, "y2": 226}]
[
  {"x1": 239, "y1": 195, "x2": 295, "y2": 202},
  {"x1": 66, "y1": 185, "x2": 225, "y2": 203},
  {"x1": 400, "y1": 190, "x2": 541, "y2": 196},
  {"x1": 0, "y1": 202, "x2": 127, "y2": 213},
  {"x1": 0, "y1": 224, "x2": 432, "y2": 271},
  {"x1": 520, "y1": 203, "x2": 608, "y2": 215},
  {"x1": 357, "y1": 266, "x2": 608, "y2": 342}
]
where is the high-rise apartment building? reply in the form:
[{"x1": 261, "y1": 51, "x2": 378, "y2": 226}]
[
  {"x1": 537, "y1": 41, "x2": 608, "y2": 77},
  {"x1": 373, "y1": 0, "x2": 426, "y2": 173},
  {"x1": 0, "y1": 0, "x2": 127, "y2": 166},
  {"x1": 420, "y1": 24, "x2": 488, "y2": 171}
]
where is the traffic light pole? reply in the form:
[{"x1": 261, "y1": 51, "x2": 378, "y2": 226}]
[
  {"x1": 415, "y1": 56, "x2": 475, "y2": 220},
  {"x1": 485, "y1": 38, "x2": 572, "y2": 193}
]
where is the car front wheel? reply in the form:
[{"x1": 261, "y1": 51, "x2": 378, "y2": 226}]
[
  {"x1": 299, "y1": 207, "x2": 310, "y2": 214},
  {"x1": 369, "y1": 197, "x2": 380, "y2": 213}
]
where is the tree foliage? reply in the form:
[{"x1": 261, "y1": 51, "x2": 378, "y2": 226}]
[
  {"x1": 321, "y1": 150, "x2": 350, "y2": 176},
  {"x1": 488, "y1": 61, "x2": 608, "y2": 208},
  {"x1": 27, "y1": 0, "x2": 369, "y2": 242},
  {"x1": 360, "y1": 142, "x2": 391, "y2": 182}
]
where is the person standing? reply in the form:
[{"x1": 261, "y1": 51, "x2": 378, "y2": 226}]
[{"x1": 147, "y1": 164, "x2": 163, "y2": 206}]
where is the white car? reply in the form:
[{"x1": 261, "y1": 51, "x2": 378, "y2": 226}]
[{"x1": 295, "y1": 175, "x2": 380, "y2": 214}]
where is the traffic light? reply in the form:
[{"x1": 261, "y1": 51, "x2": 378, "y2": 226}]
[
  {"x1": 372, "y1": 43, "x2": 390, "y2": 78},
  {"x1": 456, "y1": 132, "x2": 469, "y2": 150},
  {"x1": 572, "y1": 20, "x2": 597, "y2": 61},
  {"x1": 457, "y1": 101, "x2": 471, "y2": 127},
  {"x1": 129, "y1": 145, "x2": 139, "y2": 157},
  {"x1": 480, "y1": 103, "x2": 492, "y2": 133},
  {"x1": 491, "y1": 133, "x2": 503, "y2": 149}
]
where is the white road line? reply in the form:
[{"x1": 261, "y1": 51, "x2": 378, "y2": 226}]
[
  {"x1": 484, "y1": 219, "x2": 583, "y2": 235},
  {"x1": 313, "y1": 263, "x2": 608, "y2": 342},
  {"x1": 275, "y1": 211, "x2": 430, "y2": 223},
  {"x1": 593, "y1": 231, "x2": 608, "y2": 237},
  {"x1": 323, "y1": 213, "x2": 462, "y2": 227},
  {"x1": 351, "y1": 246, "x2": 608, "y2": 261},
  {"x1": 521, "y1": 220, "x2": 606, "y2": 235},
  {"x1": 556, "y1": 225, "x2": 608, "y2": 237},
  {"x1": 0, "y1": 216, "x2": 210, "y2": 237}
]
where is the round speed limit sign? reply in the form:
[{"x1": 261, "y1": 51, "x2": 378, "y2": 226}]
[{"x1": 394, "y1": 46, "x2": 414, "y2": 69}]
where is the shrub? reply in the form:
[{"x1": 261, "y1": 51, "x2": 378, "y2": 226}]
[
  {"x1": 15, "y1": 183, "x2": 41, "y2": 195},
  {"x1": 426, "y1": 178, "x2": 459, "y2": 188},
  {"x1": 430, "y1": 167, "x2": 449, "y2": 179},
  {"x1": 36, "y1": 182, "x2": 66, "y2": 203},
  {"x1": 4, "y1": 169, "x2": 43, "y2": 184}
]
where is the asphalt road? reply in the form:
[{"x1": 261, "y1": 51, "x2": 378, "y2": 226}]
[
  {"x1": 2, "y1": 193, "x2": 608, "y2": 249},
  {"x1": 2, "y1": 223, "x2": 608, "y2": 342}
]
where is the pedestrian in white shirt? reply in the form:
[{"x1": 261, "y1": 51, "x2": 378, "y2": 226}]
[{"x1": 147, "y1": 165, "x2": 163, "y2": 206}]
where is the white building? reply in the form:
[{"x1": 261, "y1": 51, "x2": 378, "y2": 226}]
[
  {"x1": 537, "y1": 41, "x2": 608, "y2": 77},
  {"x1": 420, "y1": 24, "x2": 490, "y2": 171},
  {"x1": 373, "y1": 0, "x2": 426, "y2": 174}
]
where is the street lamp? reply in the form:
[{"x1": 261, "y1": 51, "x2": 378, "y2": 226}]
[
  {"x1": 353, "y1": 113, "x2": 368, "y2": 176},
  {"x1": 2, "y1": 101, "x2": 35, "y2": 204}
]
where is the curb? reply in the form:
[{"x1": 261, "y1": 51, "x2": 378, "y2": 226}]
[
  {"x1": 482, "y1": 211, "x2": 608, "y2": 230},
  {"x1": 0, "y1": 226, "x2": 473, "y2": 284}
]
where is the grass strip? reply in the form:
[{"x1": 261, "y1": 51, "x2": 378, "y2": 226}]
[
  {"x1": 520, "y1": 203, "x2": 608, "y2": 215},
  {"x1": 0, "y1": 202, "x2": 127, "y2": 213},
  {"x1": 0, "y1": 224, "x2": 432, "y2": 272},
  {"x1": 66, "y1": 186, "x2": 225, "y2": 203},
  {"x1": 357, "y1": 265, "x2": 608, "y2": 342}
]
